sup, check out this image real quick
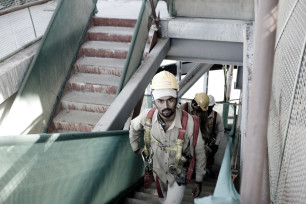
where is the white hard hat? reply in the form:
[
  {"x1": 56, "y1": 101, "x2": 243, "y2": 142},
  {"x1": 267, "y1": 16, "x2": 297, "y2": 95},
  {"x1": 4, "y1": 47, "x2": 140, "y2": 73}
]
[{"x1": 208, "y1": 95, "x2": 215, "y2": 106}]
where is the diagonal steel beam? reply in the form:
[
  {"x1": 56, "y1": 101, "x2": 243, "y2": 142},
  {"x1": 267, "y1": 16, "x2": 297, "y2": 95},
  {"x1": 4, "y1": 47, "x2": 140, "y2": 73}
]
[
  {"x1": 178, "y1": 63, "x2": 213, "y2": 97},
  {"x1": 92, "y1": 38, "x2": 170, "y2": 131}
]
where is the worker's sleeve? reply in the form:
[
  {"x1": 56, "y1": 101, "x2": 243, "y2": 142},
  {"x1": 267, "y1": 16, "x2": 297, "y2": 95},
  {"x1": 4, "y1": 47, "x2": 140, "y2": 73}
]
[
  {"x1": 129, "y1": 110, "x2": 148, "y2": 151},
  {"x1": 191, "y1": 117, "x2": 206, "y2": 183},
  {"x1": 214, "y1": 113, "x2": 225, "y2": 146}
]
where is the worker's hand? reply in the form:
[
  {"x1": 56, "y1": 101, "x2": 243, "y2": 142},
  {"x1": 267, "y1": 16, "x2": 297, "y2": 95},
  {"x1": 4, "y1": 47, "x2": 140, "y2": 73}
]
[
  {"x1": 134, "y1": 148, "x2": 143, "y2": 155},
  {"x1": 204, "y1": 144, "x2": 212, "y2": 153},
  {"x1": 192, "y1": 182, "x2": 202, "y2": 198}
]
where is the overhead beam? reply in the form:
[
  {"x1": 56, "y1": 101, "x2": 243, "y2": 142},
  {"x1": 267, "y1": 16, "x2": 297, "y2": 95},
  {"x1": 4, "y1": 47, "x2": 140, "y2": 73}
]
[
  {"x1": 178, "y1": 63, "x2": 213, "y2": 97},
  {"x1": 167, "y1": 39, "x2": 243, "y2": 65},
  {"x1": 92, "y1": 38, "x2": 170, "y2": 131},
  {"x1": 160, "y1": 18, "x2": 250, "y2": 43}
]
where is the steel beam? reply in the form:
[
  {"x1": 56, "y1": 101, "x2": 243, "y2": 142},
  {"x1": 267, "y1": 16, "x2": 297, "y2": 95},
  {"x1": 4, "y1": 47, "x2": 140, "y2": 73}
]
[
  {"x1": 92, "y1": 38, "x2": 170, "y2": 131},
  {"x1": 178, "y1": 63, "x2": 213, "y2": 97},
  {"x1": 160, "y1": 18, "x2": 250, "y2": 43},
  {"x1": 170, "y1": 0, "x2": 254, "y2": 20},
  {"x1": 166, "y1": 39, "x2": 243, "y2": 65}
]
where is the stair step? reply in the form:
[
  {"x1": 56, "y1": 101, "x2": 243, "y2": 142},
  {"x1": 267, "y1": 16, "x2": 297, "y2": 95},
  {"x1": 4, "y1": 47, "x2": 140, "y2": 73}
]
[
  {"x1": 124, "y1": 198, "x2": 156, "y2": 204},
  {"x1": 138, "y1": 186, "x2": 158, "y2": 196},
  {"x1": 182, "y1": 194, "x2": 194, "y2": 203},
  {"x1": 132, "y1": 179, "x2": 216, "y2": 203},
  {"x1": 88, "y1": 26, "x2": 134, "y2": 42},
  {"x1": 51, "y1": 129, "x2": 79, "y2": 133},
  {"x1": 81, "y1": 41, "x2": 130, "y2": 59},
  {"x1": 52, "y1": 110, "x2": 103, "y2": 132},
  {"x1": 184, "y1": 185, "x2": 215, "y2": 194},
  {"x1": 132, "y1": 192, "x2": 160, "y2": 203},
  {"x1": 93, "y1": 17, "x2": 137, "y2": 27},
  {"x1": 75, "y1": 57, "x2": 125, "y2": 76},
  {"x1": 68, "y1": 73, "x2": 120, "y2": 94},
  {"x1": 61, "y1": 91, "x2": 115, "y2": 113}
]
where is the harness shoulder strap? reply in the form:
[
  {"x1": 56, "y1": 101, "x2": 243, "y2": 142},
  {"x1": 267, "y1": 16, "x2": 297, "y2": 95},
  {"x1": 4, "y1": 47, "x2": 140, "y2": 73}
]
[
  {"x1": 147, "y1": 108, "x2": 156, "y2": 120},
  {"x1": 186, "y1": 115, "x2": 200, "y2": 183},
  {"x1": 213, "y1": 111, "x2": 217, "y2": 133},
  {"x1": 178, "y1": 110, "x2": 188, "y2": 140},
  {"x1": 144, "y1": 108, "x2": 156, "y2": 156}
]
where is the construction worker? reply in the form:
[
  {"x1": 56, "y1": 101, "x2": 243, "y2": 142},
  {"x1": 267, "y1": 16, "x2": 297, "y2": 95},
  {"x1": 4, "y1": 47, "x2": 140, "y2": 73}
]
[
  {"x1": 129, "y1": 71, "x2": 206, "y2": 203},
  {"x1": 179, "y1": 92, "x2": 210, "y2": 137},
  {"x1": 205, "y1": 95, "x2": 224, "y2": 176}
]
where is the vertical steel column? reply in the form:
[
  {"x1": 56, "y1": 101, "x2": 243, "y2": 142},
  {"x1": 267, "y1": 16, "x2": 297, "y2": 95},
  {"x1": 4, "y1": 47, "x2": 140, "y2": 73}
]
[
  {"x1": 240, "y1": 0, "x2": 278, "y2": 203},
  {"x1": 226, "y1": 65, "x2": 234, "y2": 102},
  {"x1": 240, "y1": 22, "x2": 254, "y2": 187},
  {"x1": 176, "y1": 61, "x2": 182, "y2": 83},
  {"x1": 203, "y1": 72, "x2": 208, "y2": 93}
]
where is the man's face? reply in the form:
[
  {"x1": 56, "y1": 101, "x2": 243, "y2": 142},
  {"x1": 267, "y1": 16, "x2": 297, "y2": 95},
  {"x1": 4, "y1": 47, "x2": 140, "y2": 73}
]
[
  {"x1": 208, "y1": 105, "x2": 214, "y2": 113},
  {"x1": 153, "y1": 96, "x2": 177, "y2": 118},
  {"x1": 191, "y1": 100, "x2": 202, "y2": 112}
]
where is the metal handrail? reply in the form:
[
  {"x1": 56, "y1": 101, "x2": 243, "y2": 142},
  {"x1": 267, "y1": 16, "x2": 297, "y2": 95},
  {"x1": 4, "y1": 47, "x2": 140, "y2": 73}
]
[{"x1": 0, "y1": 0, "x2": 51, "y2": 16}]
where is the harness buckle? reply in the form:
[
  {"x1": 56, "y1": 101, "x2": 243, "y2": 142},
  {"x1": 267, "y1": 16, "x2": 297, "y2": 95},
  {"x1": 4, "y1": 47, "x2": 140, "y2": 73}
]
[
  {"x1": 169, "y1": 165, "x2": 187, "y2": 186},
  {"x1": 159, "y1": 144, "x2": 166, "y2": 151},
  {"x1": 141, "y1": 148, "x2": 154, "y2": 171}
]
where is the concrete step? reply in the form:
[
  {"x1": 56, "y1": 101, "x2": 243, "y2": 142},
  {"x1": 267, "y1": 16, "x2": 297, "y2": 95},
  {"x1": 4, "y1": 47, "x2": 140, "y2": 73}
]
[
  {"x1": 93, "y1": 17, "x2": 136, "y2": 27},
  {"x1": 132, "y1": 192, "x2": 160, "y2": 203},
  {"x1": 50, "y1": 129, "x2": 79, "y2": 133},
  {"x1": 127, "y1": 191, "x2": 194, "y2": 204},
  {"x1": 128, "y1": 178, "x2": 217, "y2": 203},
  {"x1": 124, "y1": 198, "x2": 156, "y2": 204},
  {"x1": 52, "y1": 110, "x2": 103, "y2": 132},
  {"x1": 81, "y1": 41, "x2": 130, "y2": 59},
  {"x1": 184, "y1": 185, "x2": 215, "y2": 197},
  {"x1": 74, "y1": 57, "x2": 125, "y2": 76},
  {"x1": 61, "y1": 91, "x2": 115, "y2": 113},
  {"x1": 88, "y1": 26, "x2": 134, "y2": 42},
  {"x1": 138, "y1": 186, "x2": 158, "y2": 196},
  {"x1": 67, "y1": 72, "x2": 120, "y2": 94}
]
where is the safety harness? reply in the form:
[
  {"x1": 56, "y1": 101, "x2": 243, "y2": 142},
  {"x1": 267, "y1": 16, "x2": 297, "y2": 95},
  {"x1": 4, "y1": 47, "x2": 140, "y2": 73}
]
[
  {"x1": 207, "y1": 111, "x2": 218, "y2": 144},
  {"x1": 143, "y1": 108, "x2": 199, "y2": 196}
]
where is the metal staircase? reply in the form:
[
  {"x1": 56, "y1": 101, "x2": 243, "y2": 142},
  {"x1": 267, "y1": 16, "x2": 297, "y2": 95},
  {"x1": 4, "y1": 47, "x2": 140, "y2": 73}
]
[{"x1": 48, "y1": 17, "x2": 150, "y2": 133}]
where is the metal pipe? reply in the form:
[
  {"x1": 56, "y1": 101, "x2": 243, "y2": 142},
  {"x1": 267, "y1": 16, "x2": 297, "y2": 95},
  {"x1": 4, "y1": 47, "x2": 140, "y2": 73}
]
[
  {"x1": 225, "y1": 65, "x2": 234, "y2": 102},
  {"x1": 240, "y1": 0, "x2": 278, "y2": 203},
  {"x1": 203, "y1": 72, "x2": 208, "y2": 93}
]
